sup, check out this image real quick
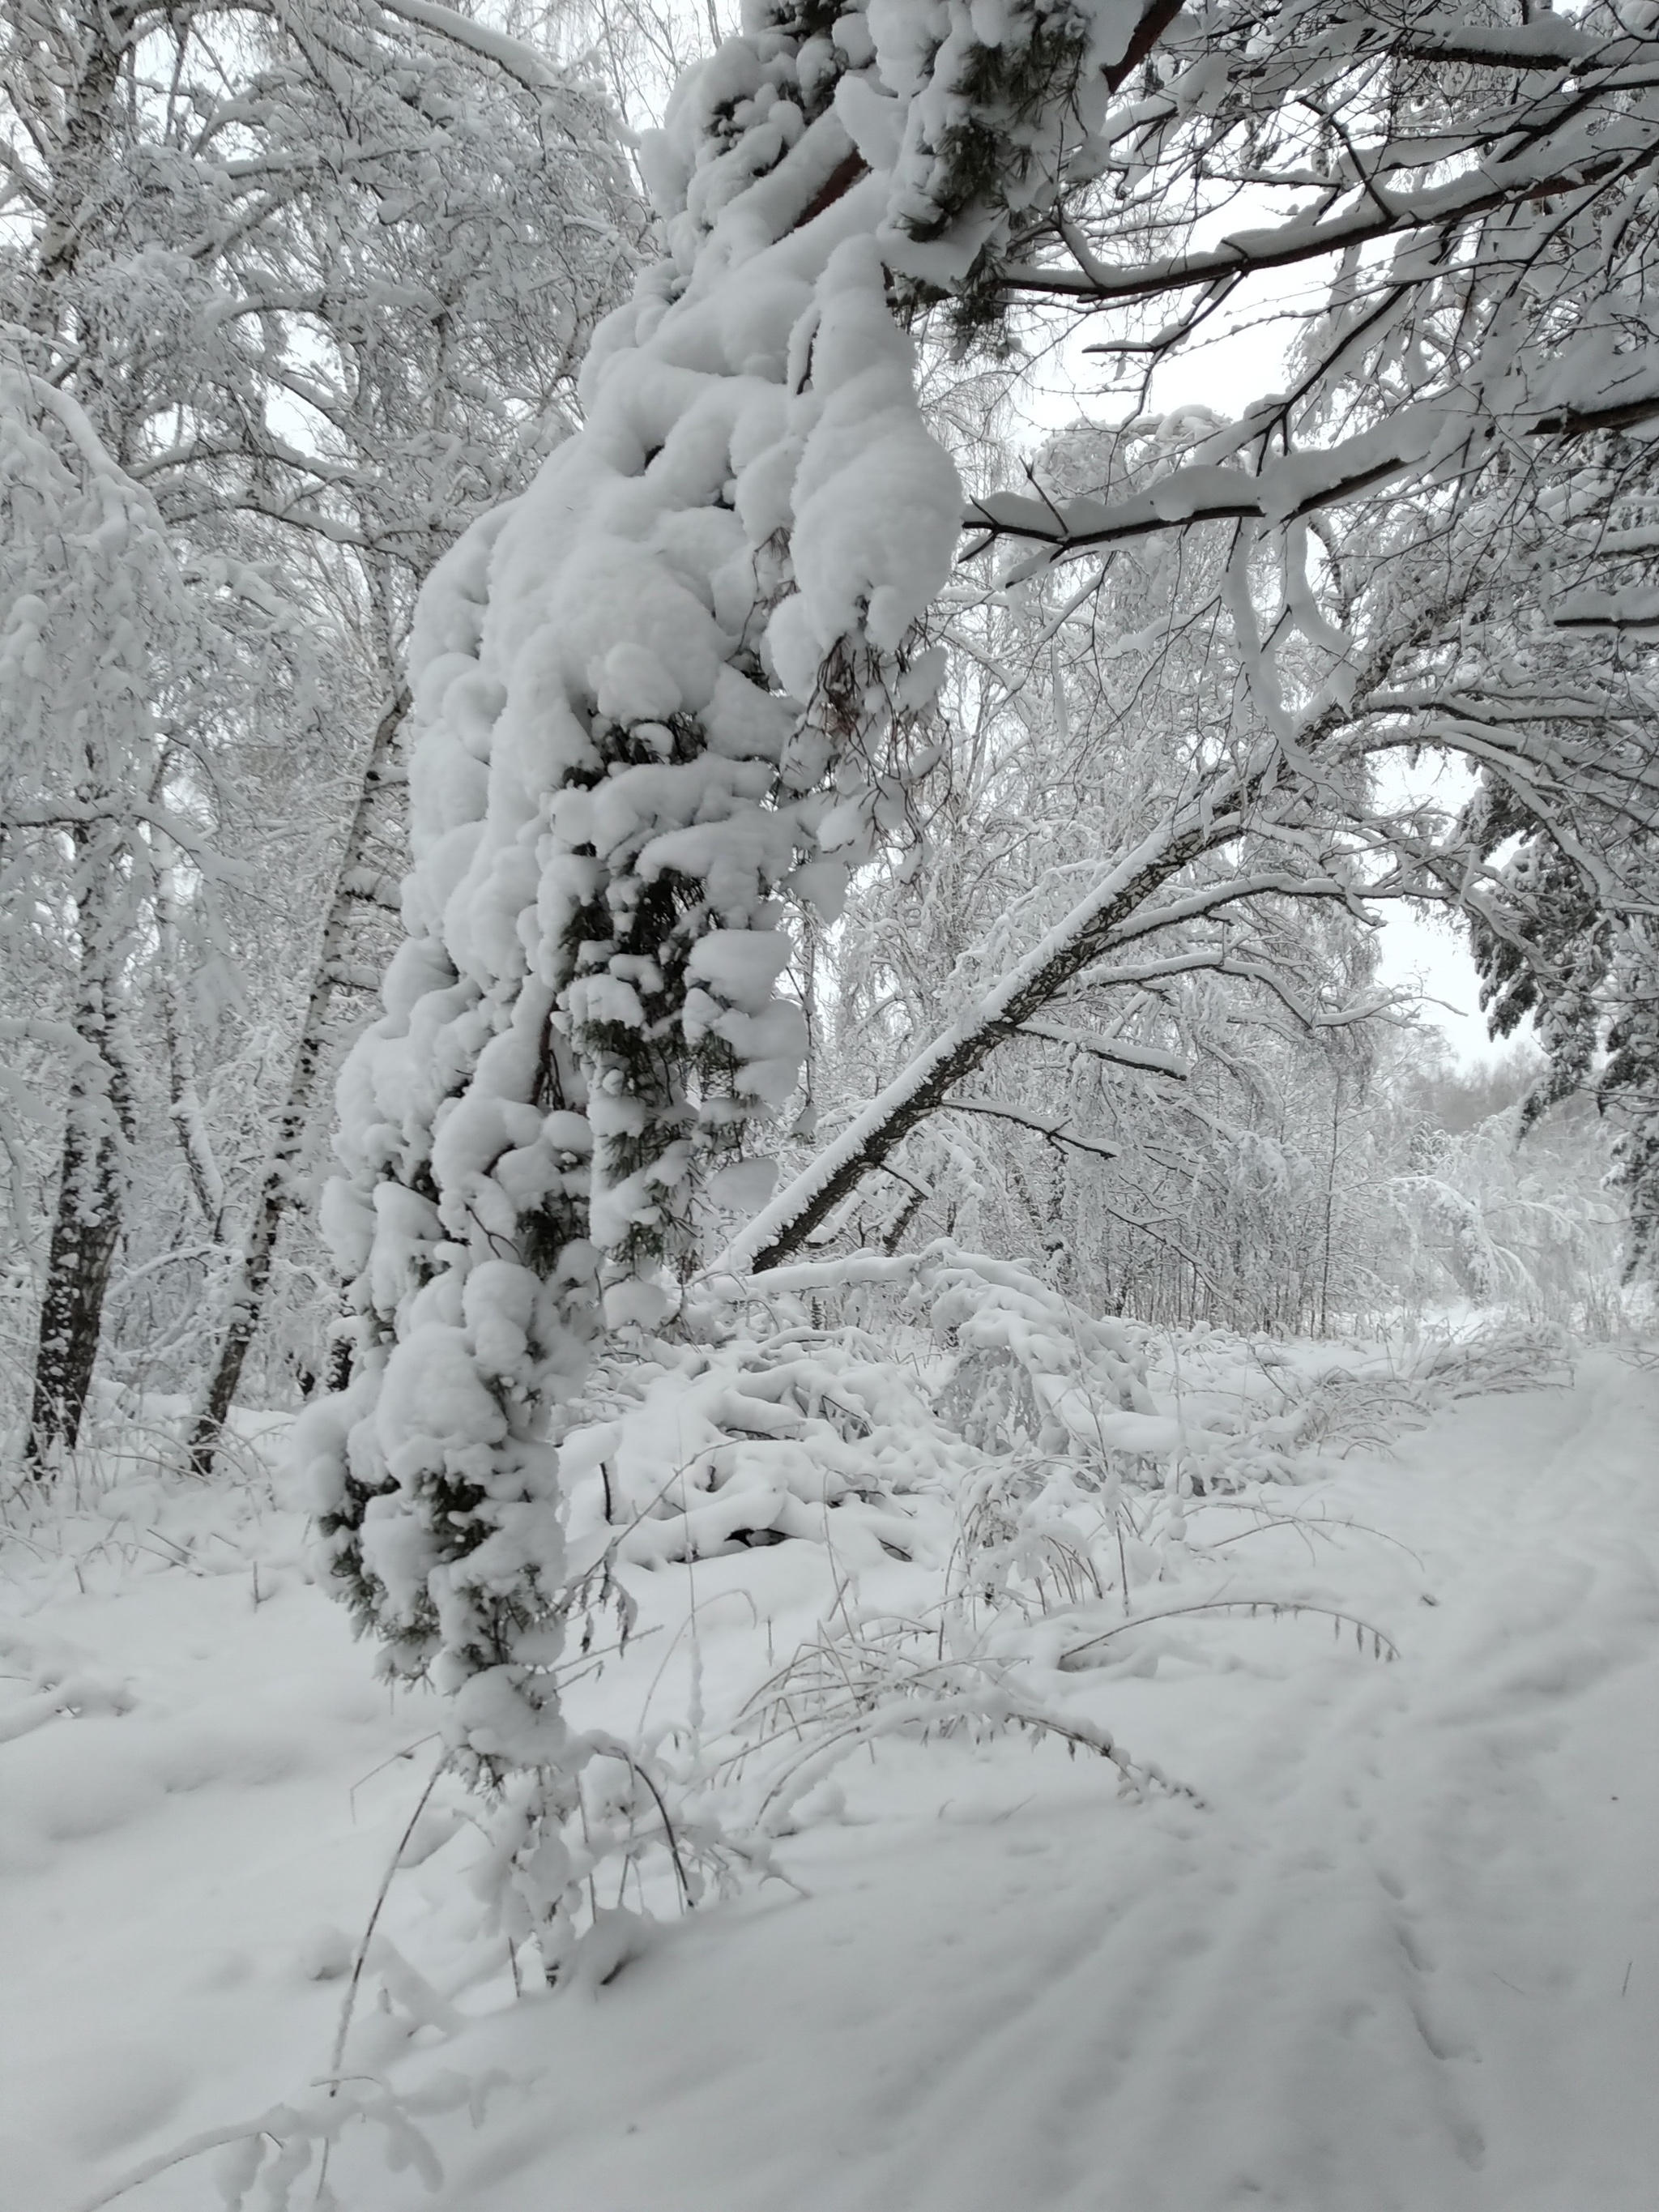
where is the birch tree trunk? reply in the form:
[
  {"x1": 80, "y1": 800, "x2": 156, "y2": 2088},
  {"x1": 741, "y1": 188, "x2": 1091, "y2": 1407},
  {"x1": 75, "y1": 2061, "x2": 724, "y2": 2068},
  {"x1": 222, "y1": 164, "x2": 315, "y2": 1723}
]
[
  {"x1": 28, "y1": 1115, "x2": 123, "y2": 1463},
  {"x1": 17, "y1": 5, "x2": 140, "y2": 1469},
  {"x1": 187, "y1": 685, "x2": 408, "y2": 1471},
  {"x1": 28, "y1": 0, "x2": 136, "y2": 315}
]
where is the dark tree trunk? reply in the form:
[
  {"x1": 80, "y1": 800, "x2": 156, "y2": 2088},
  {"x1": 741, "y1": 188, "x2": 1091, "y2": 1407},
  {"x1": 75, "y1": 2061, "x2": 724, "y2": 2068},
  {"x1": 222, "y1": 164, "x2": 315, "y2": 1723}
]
[
  {"x1": 27, "y1": 1111, "x2": 123, "y2": 1463},
  {"x1": 30, "y1": 2, "x2": 140, "y2": 344},
  {"x1": 19, "y1": 11, "x2": 147, "y2": 1474},
  {"x1": 26, "y1": 918, "x2": 136, "y2": 1468}
]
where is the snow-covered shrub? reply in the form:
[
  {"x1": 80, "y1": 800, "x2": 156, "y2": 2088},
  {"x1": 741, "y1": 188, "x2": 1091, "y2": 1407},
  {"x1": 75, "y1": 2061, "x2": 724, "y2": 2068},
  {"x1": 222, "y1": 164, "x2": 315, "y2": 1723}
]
[
  {"x1": 725, "y1": 1608, "x2": 1150, "y2": 1840},
  {"x1": 930, "y1": 1259, "x2": 1157, "y2": 1450},
  {"x1": 557, "y1": 1247, "x2": 1490, "y2": 1600},
  {"x1": 561, "y1": 1329, "x2": 948, "y2": 1567},
  {"x1": 1385, "y1": 1100, "x2": 1627, "y2": 1326},
  {"x1": 529, "y1": 1247, "x2": 1159, "y2": 1588}
]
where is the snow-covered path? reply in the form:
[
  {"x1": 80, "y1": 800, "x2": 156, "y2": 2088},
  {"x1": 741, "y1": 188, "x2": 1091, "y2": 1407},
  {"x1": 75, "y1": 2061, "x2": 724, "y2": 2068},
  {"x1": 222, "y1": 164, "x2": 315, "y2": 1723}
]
[
  {"x1": 428, "y1": 1352, "x2": 1659, "y2": 2212},
  {"x1": 3, "y1": 1352, "x2": 1657, "y2": 2211}
]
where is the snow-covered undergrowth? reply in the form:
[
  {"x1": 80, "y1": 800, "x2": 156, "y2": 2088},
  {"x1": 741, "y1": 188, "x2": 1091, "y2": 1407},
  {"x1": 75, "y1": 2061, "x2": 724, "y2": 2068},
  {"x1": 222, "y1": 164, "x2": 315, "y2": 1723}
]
[
  {"x1": 535, "y1": 1258, "x2": 1580, "y2": 1872},
  {"x1": 293, "y1": 1248, "x2": 1587, "y2": 2005},
  {"x1": 569, "y1": 1249, "x2": 1579, "y2": 1567},
  {"x1": 4, "y1": 1314, "x2": 1654, "y2": 2211}
]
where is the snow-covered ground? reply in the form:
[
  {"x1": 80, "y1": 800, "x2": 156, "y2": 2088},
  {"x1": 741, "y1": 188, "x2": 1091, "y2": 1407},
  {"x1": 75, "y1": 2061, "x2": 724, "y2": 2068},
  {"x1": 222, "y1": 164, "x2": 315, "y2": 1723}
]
[{"x1": 3, "y1": 1347, "x2": 1657, "y2": 2212}]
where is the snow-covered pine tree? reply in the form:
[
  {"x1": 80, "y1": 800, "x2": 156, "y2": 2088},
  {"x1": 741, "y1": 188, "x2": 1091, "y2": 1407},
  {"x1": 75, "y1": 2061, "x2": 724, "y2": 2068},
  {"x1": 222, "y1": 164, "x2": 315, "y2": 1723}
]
[
  {"x1": 1470, "y1": 813, "x2": 1659, "y2": 1283},
  {"x1": 300, "y1": 0, "x2": 1179, "y2": 1837}
]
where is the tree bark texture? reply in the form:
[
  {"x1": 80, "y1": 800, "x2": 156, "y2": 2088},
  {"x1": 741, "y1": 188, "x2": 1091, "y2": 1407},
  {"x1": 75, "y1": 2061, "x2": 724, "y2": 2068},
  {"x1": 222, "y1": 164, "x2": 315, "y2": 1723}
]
[
  {"x1": 27, "y1": 847, "x2": 137, "y2": 1465},
  {"x1": 188, "y1": 686, "x2": 408, "y2": 1471}
]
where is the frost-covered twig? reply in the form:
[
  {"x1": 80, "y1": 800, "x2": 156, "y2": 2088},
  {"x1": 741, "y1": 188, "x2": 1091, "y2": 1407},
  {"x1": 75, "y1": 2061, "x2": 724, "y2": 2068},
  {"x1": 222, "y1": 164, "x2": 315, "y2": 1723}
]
[{"x1": 1060, "y1": 1599, "x2": 1401, "y2": 1668}]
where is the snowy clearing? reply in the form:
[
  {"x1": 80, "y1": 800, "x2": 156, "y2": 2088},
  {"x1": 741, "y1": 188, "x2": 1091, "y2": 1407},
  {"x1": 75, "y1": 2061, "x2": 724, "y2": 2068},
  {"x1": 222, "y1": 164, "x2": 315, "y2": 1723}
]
[{"x1": 3, "y1": 1347, "x2": 1656, "y2": 2212}]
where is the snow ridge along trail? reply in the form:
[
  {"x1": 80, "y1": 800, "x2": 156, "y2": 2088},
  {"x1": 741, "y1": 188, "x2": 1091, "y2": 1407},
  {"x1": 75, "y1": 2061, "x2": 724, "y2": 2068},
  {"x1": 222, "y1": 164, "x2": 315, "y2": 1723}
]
[{"x1": 3, "y1": 1353, "x2": 1657, "y2": 2211}]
